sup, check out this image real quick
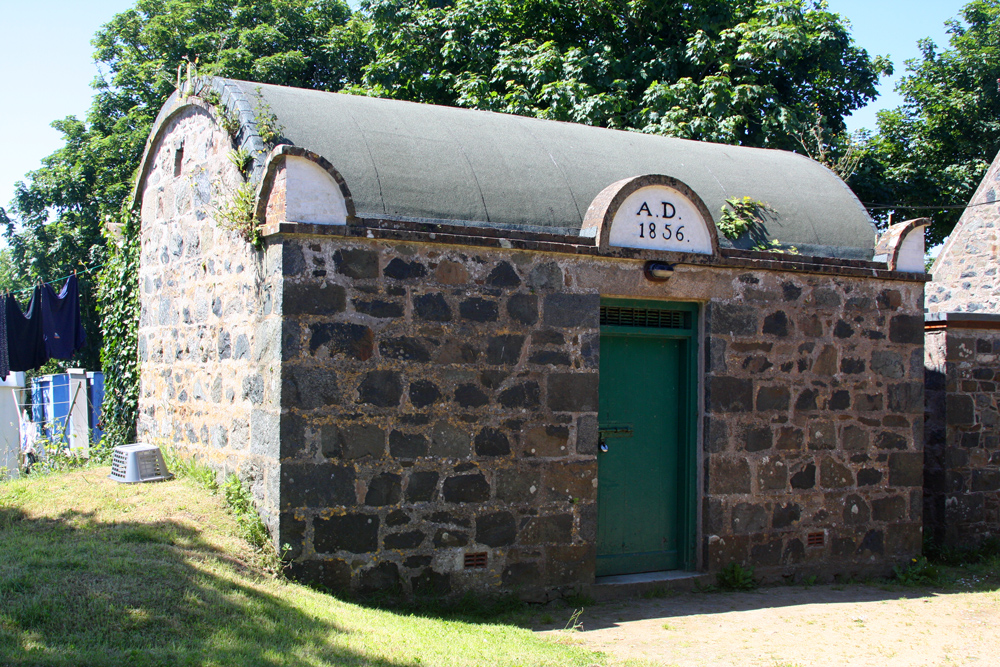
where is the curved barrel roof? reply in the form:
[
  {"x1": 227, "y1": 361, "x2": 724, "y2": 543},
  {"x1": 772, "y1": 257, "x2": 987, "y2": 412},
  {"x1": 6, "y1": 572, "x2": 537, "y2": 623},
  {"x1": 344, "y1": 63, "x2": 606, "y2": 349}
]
[{"x1": 148, "y1": 78, "x2": 878, "y2": 259}]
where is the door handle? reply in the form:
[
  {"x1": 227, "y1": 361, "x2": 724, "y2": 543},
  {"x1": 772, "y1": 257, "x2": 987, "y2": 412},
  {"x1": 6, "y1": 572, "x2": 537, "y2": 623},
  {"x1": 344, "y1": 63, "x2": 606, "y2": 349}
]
[{"x1": 598, "y1": 426, "x2": 633, "y2": 453}]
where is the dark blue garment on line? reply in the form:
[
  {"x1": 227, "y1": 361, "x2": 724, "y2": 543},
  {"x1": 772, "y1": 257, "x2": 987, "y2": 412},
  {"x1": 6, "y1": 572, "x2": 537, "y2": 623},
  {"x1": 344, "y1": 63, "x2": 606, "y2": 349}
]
[
  {"x1": 0, "y1": 297, "x2": 9, "y2": 381},
  {"x1": 41, "y1": 275, "x2": 86, "y2": 360},
  {"x1": 6, "y1": 288, "x2": 48, "y2": 372}
]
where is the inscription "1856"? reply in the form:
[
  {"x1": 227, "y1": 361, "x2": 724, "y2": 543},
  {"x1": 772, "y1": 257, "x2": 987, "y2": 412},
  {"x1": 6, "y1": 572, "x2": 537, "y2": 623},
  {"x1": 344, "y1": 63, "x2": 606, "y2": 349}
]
[
  {"x1": 608, "y1": 183, "x2": 712, "y2": 255},
  {"x1": 635, "y1": 201, "x2": 686, "y2": 242}
]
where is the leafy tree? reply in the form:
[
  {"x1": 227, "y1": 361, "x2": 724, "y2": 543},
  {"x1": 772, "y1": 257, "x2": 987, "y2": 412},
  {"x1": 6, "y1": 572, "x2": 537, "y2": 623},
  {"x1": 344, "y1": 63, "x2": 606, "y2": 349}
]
[
  {"x1": 353, "y1": 0, "x2": 890, "y2": 150},
  {"x1": 2, "y1": 0, "x2": 357, "y2": 444},
  {"x1": 852, "y1": 0, "x2": 1000, "y2": 245},
  {"x1": 1, "y1": 0, "x2": 357, "y2": 375},
  {"x1": 3, "y1": 0, "x2": 889, "y2": 442}
]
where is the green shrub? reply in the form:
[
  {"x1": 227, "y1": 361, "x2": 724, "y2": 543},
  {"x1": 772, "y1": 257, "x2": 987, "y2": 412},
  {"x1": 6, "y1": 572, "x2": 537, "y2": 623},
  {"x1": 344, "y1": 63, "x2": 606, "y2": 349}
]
[
  {"x1": 716, "y1": 562, "x2": 757, "y2": 591},
  {"x1": 893, "y1": 556, "x2": 942, "y2": 586},
  {"x1": 718, "y1": 197, "x2": 771, "y2": 240},
  {"x1": 223, "y1": 474, "x2": 270, "y2": 552}
]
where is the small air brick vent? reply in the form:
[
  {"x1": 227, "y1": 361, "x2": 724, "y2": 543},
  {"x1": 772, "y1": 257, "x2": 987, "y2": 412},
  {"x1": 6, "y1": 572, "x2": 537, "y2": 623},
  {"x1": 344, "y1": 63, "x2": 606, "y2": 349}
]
[
  {"x1": 807, "y1": 532, "x2": 825, "y2": 547},
  {"x1": 600, "y1": 306, "x2": 689, "y2": 329},
  {"x1": 464, "y1": 552, "x2": 488, "y2": 569}
]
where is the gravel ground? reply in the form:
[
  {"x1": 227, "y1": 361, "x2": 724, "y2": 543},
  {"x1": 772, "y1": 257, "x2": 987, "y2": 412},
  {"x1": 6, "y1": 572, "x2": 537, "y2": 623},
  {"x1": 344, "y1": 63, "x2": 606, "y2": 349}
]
[{"x1": 536, "y1": 584, "x2": 1000, "y2": 667}]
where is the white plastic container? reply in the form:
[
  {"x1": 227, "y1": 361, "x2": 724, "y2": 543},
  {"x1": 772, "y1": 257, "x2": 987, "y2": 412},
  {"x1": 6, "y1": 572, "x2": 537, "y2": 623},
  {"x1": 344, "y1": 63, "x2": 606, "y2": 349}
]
[{"x1": 108, "y1": 443, "x2": 173, "y2": 483}]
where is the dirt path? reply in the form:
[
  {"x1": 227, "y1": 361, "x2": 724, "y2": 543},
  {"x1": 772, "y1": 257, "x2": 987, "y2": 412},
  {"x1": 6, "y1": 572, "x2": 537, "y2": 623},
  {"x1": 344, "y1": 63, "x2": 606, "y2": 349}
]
[{"x1": 537, "y1": 585, "x2": 1000, "y2": 667}]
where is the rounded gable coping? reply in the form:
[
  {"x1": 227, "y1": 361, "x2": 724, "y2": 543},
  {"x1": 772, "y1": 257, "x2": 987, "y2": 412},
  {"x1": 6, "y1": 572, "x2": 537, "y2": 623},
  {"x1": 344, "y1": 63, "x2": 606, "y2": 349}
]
[
  {"x1": 130, "y1": 78, "x2": 269, "y2": 211},
  {"x1": 254, "y1": 144, "x2": 357, "y2": 224},
  {"x1": 873, "y1": 217, "x2": 930, "y2": 272}
]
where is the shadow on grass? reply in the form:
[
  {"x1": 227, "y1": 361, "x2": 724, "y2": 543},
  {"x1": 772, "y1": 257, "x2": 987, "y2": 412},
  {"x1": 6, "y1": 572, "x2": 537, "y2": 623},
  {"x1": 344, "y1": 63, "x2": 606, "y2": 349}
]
[
  {"x1": 346, "y1": 588, "x2": 533, "y2": 627},
  {"x1": 0, "y1": 507, "x2": 417, "y2": 667}
]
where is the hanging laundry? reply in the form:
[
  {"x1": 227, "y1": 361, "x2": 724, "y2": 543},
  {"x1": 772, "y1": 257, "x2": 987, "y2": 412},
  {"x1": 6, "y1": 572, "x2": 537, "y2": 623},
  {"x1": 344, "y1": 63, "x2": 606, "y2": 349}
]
[
  {"x1": 19, "y1": 409, "x2": 41, "y2": 474},
  {"x1": 41, "y1": 274, "x2": 86, "y2": 360},
  {"x1": 5, "y1": 288, "x2": 48, "y2": 372},
  {"x1": 0, "y1": 299, "x2": 8, "y2": 381}
]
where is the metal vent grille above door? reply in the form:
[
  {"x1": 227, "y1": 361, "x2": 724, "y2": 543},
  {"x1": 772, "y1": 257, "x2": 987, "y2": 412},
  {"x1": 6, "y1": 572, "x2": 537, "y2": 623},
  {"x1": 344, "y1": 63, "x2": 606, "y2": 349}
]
[{"x1": 600, "y1": 306, "x2": 690, "y2": 329}]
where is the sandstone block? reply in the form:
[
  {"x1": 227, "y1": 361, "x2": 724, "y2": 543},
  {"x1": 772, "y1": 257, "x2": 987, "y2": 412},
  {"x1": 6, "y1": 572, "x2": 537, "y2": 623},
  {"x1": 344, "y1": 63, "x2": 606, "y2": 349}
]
[
  {"x1": 358, "y1": 371, "x2": 403, "y2": 407},
  {"x1": 384, "y1": 530, "x2": 425, "y2": 549},
  {"x1": 405, "y1": 471, "x2": 439, "y2": 502},
  {"x1": 542, "y1": 293, "x2": 599, "y2": 328},
  {"x1": 281, "y1": 463, "x2": 355, "y2": 509},
  {"x1": 314, "y1": 513, "x2": 379, "y2": 553},
  {"x1": 709, "y1": 303, "x2": 758, "y2": 335},
  {"x1": 476, "y1": 511, "x2": 517, "y2": 547},
  {"x1": 366, "y1": 473, "x2": 402, "y2": 506},
  {"x1": 334, "y1": 248, "x2": 378, "y2": 279},
  {"x1": 383, "y1": 257, "x2": 427, "y2": 280},
  {"x1": 283, "y1": 283, "x2": 346, "y2": 315},
  {"x1": 709, "y1": 457, "x2": 752, "y2": 494},
  {"x1": 442, "y1": 474, "x2": 490, "y2": 503},
  {"x1": 413, "y1": 293, "x2": 452, "y2": 321},
  {"x1": 707, "y1": 376, "x2": 753, "y2": 412},
  {"x1": 548, "y1": 373, "x2": 598, "y2": 412}
]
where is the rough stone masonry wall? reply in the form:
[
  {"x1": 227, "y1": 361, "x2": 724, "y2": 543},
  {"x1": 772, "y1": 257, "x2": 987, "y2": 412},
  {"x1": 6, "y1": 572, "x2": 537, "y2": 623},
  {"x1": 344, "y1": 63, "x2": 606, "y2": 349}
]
[
  {"x1": 275, "y1": 233, "x2": 926, "y2": 594},
  {"x1": 137, "y1": 104, "x2": 284, "y2": 532},
  {"x1": 277, "y1": 238, "x2": 600, "y2": 597},
  {"x1": 701, "y1": 276, "x2": 925, "y2": 580},
  {"x1": 925, "y1": 328, "x2": 1000, "y2": 546},
  {"x1": 927, "y1": 148, "x2": 1000, "y2": 314}
]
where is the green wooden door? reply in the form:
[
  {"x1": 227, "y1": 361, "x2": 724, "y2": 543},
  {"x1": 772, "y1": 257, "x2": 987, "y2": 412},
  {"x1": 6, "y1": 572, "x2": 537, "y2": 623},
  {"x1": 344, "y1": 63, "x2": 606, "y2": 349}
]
[{"x1": 596, "y1": 301, "x2": 696, "y2": 577}]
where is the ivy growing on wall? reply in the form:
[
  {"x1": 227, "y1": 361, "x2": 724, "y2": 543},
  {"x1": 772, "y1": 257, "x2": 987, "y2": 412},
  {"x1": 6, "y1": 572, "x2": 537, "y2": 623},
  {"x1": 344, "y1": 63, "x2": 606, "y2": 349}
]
[{"x1": 96, "y1": 209, "x2": 140, "y2": 448}]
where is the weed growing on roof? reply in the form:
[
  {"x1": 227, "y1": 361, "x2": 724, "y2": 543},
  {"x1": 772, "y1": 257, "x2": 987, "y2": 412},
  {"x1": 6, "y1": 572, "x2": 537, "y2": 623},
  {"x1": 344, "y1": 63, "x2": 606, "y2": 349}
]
[
  {"x1": 216, "y1": 104, "x2": 241, "y2": 137},
  {"x1": 200, "y1": 88, "x2": 221, "y2": 107},
  {"x1": 718, "y1": 196, "x2": 771, "y2": 240},
  {"x1": 253, "y1": 88, "x2": 284, "y2": 146},
  {"x1": 752, "y1": 238, "x2": 800, "y2": 255},
  {"x1": 213, "y1": 179, "x2": 262, "y2": 247},
  {"x1": 228, "y1": 147, "x2": 254, "y2": 178}
]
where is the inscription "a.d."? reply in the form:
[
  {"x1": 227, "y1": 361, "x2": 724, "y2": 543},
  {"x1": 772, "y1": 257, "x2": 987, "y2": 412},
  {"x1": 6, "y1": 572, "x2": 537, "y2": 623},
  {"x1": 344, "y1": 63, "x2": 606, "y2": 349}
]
[{"x1": 636, "y1": 202, "x2": 676, "y2": 219}]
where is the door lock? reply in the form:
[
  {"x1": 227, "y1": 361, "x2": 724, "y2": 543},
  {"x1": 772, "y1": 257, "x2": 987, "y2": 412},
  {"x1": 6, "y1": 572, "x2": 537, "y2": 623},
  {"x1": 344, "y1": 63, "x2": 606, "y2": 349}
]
[{"x1": 597, "y1": 426, "x2": 633, "y2": 453}]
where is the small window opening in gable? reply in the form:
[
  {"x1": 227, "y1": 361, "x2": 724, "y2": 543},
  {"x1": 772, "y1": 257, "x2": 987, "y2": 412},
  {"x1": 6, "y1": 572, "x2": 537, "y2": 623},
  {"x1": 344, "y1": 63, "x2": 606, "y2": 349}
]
[
  {"x1": 173, "y1": 144, "x2": 184, "y2": 177},
  {"x1": 807, "y1": 532, "x2": 825, "y2": 547}
]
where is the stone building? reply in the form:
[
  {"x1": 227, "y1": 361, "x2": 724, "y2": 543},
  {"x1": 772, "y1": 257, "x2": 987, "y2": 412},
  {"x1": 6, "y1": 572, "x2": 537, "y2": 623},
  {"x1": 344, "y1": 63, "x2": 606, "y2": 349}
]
[
  {"x1": 925, "y1": 150, "x2": 1000, "y2": 548},
  {"x1": 134, "y1": 77, "x2": 928, "y2": 597}
]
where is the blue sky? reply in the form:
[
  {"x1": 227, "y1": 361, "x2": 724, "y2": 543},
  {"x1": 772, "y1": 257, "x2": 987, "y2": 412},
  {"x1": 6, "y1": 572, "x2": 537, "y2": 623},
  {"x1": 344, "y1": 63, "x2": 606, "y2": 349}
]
[{"x1": 0, "y1": 0, "x2": 968, "y2": 212}]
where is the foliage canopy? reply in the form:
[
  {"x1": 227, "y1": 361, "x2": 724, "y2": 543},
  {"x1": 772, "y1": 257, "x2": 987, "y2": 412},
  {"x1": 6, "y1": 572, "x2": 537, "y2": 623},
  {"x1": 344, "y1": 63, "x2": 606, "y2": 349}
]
[
  {"x1": 848, "y1": 0, "x2": 1000, "y2": 246},
  {"x1": 355, "y1": 0, "x2": 889, "y2": 150},
  {"x1": 1, "y1": 0, "x2": 894, "y2": 441}
]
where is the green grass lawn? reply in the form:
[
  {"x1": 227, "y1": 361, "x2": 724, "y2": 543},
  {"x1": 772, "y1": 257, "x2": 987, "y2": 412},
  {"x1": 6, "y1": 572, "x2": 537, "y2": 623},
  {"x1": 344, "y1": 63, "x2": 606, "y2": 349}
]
[{"x1": 0, "y1": 467, "x2": 606, "y2": 667}]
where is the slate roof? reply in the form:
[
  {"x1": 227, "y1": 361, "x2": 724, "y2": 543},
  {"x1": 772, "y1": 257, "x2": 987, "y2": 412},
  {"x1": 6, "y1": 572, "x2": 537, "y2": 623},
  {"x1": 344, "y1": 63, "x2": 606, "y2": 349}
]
[{"x1": 148, "y1": 78, "x2": 879, "y2": 260}]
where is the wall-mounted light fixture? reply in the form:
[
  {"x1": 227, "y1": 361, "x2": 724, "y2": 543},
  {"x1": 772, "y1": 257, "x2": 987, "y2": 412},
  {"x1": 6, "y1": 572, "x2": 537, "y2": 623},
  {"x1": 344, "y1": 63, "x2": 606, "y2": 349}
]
[{"x1": 643, "y1": 261, "x2": 675, "y2": 281}]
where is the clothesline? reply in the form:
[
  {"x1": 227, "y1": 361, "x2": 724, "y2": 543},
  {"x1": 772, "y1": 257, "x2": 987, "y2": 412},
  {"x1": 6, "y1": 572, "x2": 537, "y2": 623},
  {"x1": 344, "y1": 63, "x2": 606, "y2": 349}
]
[
  {"x1": 6, "y1": 262, "x2": 106, "y2": 297},
  {"x1": 3, "y1": 272, "x2": 88, "y2": 378}
]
